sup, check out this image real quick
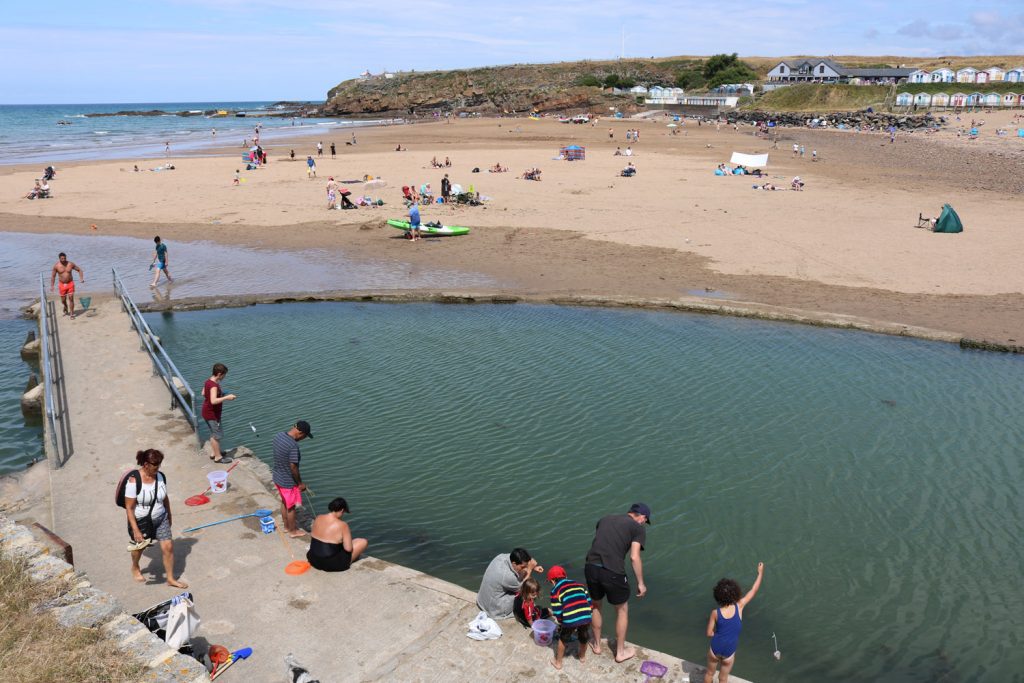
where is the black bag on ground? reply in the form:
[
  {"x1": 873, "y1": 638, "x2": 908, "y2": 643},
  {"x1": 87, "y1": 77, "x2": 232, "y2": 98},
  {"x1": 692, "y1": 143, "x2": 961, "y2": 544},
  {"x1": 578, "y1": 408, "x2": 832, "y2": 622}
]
[{"x1": 132, "y1": 592, "x2": 197, "y2": 658}]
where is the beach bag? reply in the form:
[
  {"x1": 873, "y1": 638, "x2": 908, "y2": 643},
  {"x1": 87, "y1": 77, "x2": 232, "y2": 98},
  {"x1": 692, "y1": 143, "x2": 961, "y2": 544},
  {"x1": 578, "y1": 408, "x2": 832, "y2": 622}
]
[
  {"x1": 133, "y1": 592, "x2": 197, "y2": 658},
  {"x1": 165, "y1": 594, "x2": 201, "y2": 649}
]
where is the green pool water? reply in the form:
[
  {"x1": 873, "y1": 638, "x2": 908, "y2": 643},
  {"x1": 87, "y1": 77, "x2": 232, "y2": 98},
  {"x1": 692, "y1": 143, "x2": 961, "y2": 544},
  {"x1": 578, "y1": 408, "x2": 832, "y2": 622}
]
[
  {"x1": 145, "y1": 302, "x2": 1024, "y2": 682},
  {"x1": 0, "y1": 318, "x2": 44, "y2": 475}
]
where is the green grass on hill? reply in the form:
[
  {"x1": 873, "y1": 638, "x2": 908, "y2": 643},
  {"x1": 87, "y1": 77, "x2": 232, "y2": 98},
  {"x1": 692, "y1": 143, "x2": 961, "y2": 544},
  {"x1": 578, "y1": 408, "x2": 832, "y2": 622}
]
[{"x1": 752, "y1": 84, "x2": 888, "y2": 111}]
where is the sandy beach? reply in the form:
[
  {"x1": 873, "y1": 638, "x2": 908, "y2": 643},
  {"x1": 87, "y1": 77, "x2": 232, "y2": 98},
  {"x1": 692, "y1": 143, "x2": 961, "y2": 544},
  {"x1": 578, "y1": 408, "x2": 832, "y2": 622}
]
[{"x1": 2, "y1": 113, "x2": 1023, "y2": 345}]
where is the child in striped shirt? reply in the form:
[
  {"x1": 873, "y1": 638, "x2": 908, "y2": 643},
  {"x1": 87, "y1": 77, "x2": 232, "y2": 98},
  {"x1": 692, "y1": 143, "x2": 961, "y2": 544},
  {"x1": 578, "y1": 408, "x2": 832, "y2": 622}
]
[{"x1": 548, "y1": 566, "x2": 593, "y2": 670}]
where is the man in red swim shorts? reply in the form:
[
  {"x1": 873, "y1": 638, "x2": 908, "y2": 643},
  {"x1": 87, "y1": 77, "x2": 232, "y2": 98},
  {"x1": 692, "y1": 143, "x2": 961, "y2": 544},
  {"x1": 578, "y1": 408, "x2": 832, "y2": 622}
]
[{"x1": 50, "y1": 252, "x2": 85, "y2": 318}]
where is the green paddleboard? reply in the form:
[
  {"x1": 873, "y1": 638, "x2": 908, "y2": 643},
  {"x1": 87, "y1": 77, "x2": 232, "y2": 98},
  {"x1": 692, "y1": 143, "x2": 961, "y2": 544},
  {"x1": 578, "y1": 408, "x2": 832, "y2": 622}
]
[{"x1": 387, "y1": 219, "x2": 470, "y2": 236}]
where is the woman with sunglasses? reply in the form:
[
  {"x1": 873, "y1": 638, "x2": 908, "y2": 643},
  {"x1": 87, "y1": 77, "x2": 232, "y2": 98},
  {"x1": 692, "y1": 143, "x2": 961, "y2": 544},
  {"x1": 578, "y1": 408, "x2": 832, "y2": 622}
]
[{"x1": 125, "y1": 449, "x2": 188, "y2": 588}]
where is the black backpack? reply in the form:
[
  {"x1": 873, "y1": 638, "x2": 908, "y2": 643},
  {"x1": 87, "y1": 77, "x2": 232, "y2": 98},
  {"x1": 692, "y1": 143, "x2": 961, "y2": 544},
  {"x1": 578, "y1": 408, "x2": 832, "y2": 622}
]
[{"x1": 115, "y1": 470, "x2": 167, "y2": 508}]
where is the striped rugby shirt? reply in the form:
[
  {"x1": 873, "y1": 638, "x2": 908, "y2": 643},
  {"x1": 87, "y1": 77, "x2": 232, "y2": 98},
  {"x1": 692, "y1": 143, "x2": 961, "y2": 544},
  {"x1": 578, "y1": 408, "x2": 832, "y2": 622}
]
[{"x1": 550, "y1": 579, "x2": 592, "y2": 626}]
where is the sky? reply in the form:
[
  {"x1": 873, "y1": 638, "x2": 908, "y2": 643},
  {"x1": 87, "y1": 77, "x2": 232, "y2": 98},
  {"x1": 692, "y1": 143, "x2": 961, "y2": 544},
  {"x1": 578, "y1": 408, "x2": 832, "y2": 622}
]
[{"x1": 3, "y1": 0, "x2": 1023, "y2": 104}]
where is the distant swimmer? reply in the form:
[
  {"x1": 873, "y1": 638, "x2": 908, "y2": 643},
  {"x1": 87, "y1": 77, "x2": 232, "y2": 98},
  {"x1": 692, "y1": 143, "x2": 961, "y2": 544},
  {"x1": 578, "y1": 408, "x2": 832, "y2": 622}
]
[{"x1": 50, "y1": 252, "x2": 84, "y2": 318}]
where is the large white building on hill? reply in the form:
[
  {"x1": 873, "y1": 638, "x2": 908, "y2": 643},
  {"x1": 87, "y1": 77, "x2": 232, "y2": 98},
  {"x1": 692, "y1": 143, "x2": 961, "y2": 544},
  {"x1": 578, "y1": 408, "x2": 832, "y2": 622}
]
[{"x1": 765, "y1": 58, "x2": 914, "y2": 87}]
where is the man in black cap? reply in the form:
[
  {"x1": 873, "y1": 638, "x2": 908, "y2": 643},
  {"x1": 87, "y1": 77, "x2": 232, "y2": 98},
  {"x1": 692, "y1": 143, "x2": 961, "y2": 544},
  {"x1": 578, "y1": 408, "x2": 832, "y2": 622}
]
[
  {"x1": 584, "y1": 502, "x2": 650, "y2": 663},
  {"x1": 272, "y1": 421, "x2": 313, "y2": 538}
]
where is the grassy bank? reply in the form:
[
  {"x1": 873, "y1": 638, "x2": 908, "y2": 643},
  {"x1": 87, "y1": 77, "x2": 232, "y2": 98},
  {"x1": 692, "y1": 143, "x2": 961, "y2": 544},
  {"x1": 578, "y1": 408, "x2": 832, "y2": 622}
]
[
  {"x1": 752, "y1": 84, "x2": 889, "y2": 111},
  {"x1": 0, "y1": 553, "x2": 145, "y2": 683}
]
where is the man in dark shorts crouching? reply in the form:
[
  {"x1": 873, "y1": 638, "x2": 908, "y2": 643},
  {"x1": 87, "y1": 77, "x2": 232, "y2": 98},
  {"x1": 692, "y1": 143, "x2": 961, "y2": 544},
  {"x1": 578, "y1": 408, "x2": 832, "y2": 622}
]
[{"x1": 584, "y1": 502, "x2": 650, "y2": 663}]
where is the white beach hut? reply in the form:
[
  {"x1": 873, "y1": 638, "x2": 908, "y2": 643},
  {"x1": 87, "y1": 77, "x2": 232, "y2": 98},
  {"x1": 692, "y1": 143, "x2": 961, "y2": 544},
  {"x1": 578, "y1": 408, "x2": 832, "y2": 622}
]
[
  {"x1": 908, "y1": 70, "x2": 930, "y2": 83},
  {"x1": 630, "y1": 85, "x2": 649, "y2": 95},
  {"x1": 931, "y1": 92, "x2": 950, "y2": 107},
  {"x1": 956, "y1": 67, "x2": 977, "y2": 83},
  {"x1": 951, "y1": 92, "x2": 967, "y2": 107},
  {"x1": 931, "y1": 68, "x2": 955, "y2": 83},
  {"x1": 982, "y1": 92, "x2": 1001, "y2": 107},
  {"x1": 895, "y1": 92, "x2": 913, "y2": 106},
  {"x1": 985, "y1": 67, "x2": 1004, "y2": 82},
  {"x1": 966, "y1": 92, "x2": 982, "y2": 106},
  {"x1": 975, "y1": 70, "x2": 989, "y2": 84},
  {"x1": 1003, "y1": 93, "x2": 1019, "y2": 107},
  {"x1": 1006, "y1": 68, "x2": 1024, "y2": 83},
  {"x1": 913, "y1": 92, "x2": 932, "y2": 107}
]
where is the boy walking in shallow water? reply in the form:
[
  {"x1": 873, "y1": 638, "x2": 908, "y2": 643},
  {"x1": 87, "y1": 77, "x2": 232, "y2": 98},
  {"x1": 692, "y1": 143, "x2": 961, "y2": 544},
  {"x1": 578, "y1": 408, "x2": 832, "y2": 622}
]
[{"x1": 149, "y1": 236, "x2": 173, "y2": 287}]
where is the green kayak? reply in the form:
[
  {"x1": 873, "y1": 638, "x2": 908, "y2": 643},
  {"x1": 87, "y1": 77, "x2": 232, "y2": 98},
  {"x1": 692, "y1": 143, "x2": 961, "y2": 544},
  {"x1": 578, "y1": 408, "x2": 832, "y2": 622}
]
[{"x1": 387, "y1": 219, "x2": 470, "y2": 236}]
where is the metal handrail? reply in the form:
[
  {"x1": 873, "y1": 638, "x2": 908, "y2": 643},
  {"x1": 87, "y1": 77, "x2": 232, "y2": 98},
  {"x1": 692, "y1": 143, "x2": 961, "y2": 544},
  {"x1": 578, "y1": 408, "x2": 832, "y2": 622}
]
[
  {"x1": 38, "y1": 273, "x2": 73, "y2": 466},
  {"x1": 111, "y1": 268, "x2": 199, "y2": 445}
]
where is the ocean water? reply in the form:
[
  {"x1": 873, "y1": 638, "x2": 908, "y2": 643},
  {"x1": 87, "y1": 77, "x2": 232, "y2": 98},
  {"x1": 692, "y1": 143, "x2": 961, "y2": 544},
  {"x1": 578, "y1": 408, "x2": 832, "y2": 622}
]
[
  {"x1": 146, "y1": 302, "x2": 1024, "y2": 683},
  {"x1": 0, "y1": 102, "x2": 391, "y2": 164}
]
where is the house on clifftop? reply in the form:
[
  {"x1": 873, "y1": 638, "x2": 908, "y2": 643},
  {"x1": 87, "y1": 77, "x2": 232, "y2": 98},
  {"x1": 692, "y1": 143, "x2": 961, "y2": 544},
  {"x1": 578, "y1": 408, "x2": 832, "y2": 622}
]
[{"x1": 765, "y1": 58, "x2": 914, "y2": 89}]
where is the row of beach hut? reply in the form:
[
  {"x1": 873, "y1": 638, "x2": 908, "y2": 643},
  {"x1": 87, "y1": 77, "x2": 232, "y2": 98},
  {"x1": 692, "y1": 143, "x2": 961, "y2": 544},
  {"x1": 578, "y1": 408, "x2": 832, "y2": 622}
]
[
  {"x1": 895, "y1": 91, "x2": 1024, "y2": 108},
  {"x1": 908, "y1": 67, "x2": 1024, "y2": 84}
]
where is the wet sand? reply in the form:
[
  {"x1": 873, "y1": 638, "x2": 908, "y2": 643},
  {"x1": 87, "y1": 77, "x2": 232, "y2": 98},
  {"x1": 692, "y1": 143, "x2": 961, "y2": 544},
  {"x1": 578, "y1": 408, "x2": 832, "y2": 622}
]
[{"x1": 2, "y1": 114, "x2": 1023, "y2": 347}]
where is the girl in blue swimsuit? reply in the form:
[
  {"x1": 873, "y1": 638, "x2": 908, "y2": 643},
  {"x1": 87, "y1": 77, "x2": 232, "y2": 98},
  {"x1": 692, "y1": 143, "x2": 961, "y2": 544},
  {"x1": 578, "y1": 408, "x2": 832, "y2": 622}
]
[{"x1": 703, "y1": 562, "x2": 764, "y2": 683}]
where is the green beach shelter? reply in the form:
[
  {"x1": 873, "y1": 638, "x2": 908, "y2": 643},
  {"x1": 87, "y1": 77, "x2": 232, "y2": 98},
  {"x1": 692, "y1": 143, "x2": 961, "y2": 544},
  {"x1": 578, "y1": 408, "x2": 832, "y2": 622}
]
[{"x1": 933, "y1": 203, "x2": 963, "y2": 233}]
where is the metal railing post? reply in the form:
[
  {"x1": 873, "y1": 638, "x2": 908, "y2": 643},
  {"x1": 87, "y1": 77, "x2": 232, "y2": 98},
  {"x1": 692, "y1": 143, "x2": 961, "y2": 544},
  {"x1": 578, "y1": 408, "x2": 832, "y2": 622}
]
[
  {"x1": 111, "y1": 268, "x2": 199, "y2": 449},
  {"x1": 38, "y1": 273, "x2": 73, "y2": 466}
]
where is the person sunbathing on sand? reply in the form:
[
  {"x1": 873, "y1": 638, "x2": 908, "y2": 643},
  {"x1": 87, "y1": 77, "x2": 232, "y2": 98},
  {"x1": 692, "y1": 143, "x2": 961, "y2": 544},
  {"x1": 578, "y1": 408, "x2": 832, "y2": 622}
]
[
  {"x1": 521, "y1": 168, "x2": 542, "y2": 181},
  {"x1": 489, "y1": 163, "x2": 508, "y2": 173}
]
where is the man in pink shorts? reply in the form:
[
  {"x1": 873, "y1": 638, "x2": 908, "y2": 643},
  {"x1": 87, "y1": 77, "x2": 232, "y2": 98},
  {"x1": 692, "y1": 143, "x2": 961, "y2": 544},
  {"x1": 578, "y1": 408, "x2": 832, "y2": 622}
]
[{"x1": 272, "y1": 421, "x2": 313, "y2": 537}]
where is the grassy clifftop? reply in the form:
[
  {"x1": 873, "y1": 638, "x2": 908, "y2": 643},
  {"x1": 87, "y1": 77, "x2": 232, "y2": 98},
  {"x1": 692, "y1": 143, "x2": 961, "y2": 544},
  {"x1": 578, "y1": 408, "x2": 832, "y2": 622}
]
[
  {"x1": 324, "y1": 59, "x2": 694, "y2": 116},
  {"x1": 323, "y1": 55, "x2": 1024, "y2": 116}
]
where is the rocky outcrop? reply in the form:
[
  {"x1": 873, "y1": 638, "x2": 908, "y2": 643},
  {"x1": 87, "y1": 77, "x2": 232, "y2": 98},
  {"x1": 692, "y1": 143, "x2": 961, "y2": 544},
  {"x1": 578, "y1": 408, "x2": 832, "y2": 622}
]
[
  {"x1": 729, "y1": 110, "x2": 944, "y2": 130},
  {"x1": 324, "y1": 62, "x2": 678, "y2": 116}
]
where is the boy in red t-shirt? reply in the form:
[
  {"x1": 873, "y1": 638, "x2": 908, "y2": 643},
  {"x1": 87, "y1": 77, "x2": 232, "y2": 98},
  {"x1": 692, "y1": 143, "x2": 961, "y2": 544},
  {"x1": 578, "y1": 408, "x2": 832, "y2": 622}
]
[{"x1": 202, "y1": 363, "x2": 236, "y2": 463}]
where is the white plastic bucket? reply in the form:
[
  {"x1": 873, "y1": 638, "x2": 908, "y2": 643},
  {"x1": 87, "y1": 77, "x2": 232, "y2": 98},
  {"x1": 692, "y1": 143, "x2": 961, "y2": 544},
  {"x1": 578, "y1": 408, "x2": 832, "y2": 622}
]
[
  {"x1": 207, "y1": 470, "x2": 229, "y2": 494},
  {"x1": 532, "y1": 619, "x2": 556, "y2": 646}
]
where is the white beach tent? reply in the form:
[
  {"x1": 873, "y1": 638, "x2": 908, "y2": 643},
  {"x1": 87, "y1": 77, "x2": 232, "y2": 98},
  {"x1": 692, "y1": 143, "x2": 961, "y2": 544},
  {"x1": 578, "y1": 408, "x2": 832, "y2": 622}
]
[{"x1": 729, "y1": 152, "x2": 769, "y2": 168}]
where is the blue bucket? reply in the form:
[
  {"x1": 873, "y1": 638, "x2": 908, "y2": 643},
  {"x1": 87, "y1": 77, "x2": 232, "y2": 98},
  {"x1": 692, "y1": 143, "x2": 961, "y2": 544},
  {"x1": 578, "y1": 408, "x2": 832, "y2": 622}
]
[{"x1": 259, "y1": 516, "x2": 275, "y2": 534}]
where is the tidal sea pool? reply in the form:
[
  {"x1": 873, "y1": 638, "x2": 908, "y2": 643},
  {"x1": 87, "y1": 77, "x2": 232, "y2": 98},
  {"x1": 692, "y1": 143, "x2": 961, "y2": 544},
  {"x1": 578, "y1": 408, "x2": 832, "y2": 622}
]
[
  {"x1": 146, "y1": 302, "x2": 1024, "y2": 683},
  {"x1": 0, "y1": 317, "x2": 43, "y2": 474}
]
